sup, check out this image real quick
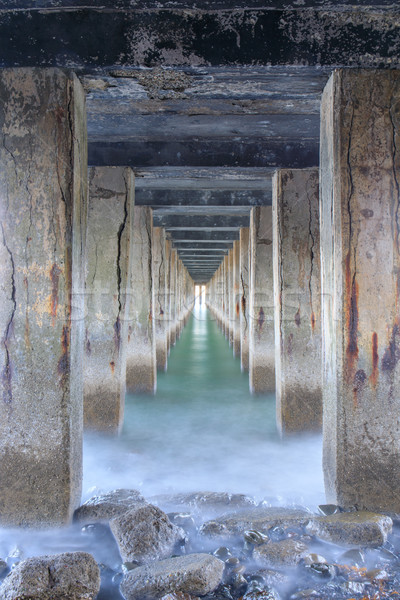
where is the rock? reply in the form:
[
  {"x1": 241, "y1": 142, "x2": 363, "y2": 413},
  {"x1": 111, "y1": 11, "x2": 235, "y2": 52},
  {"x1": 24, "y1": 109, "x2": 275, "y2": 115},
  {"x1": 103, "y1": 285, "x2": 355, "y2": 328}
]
[
  {"x1": 120, "y1": 553, "x2": 224, "y2": 600},
  {"x1": 150, "y1": 492, "x2": 256, "y2": 516},
  {"x1": 74, "y1": 488, "x2": 147, "y2": 523},
  {"x1": 0, "y1": 552, "x2": 100, "y2": 600},
  {"x1": 303, "y1": 553, "x2": 327, "y2": 565},
  {"x1": 253, "y1": 539, "x2": 309, "y2": 567},
  {"x1": 306, "y1": 511, "x2": 393, "y2": 547},
  {"x1": 0, "y1": 559, "x2": 7, "y2": 577},
  {"x1": 161, "y1": 594, "x2": 200, "y2": 600},
  {"x1": 200, "y1": 507, "x2": 312, "y2": 540},
  {"x1": 110, "y1": 503, "x2": 186, "y2": 564}
]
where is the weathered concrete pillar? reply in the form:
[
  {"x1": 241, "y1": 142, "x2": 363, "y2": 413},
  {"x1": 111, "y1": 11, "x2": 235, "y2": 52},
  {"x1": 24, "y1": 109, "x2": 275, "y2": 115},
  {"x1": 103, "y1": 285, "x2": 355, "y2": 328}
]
[
  {"x1": 321, "y1": 69, "x2": 400, "y2": 512},
  {"x1": 153, "y1": 227, "x2": 168, "y2": 371},
  {"x1": 165, "y1": 240, "x2": 172, "y2": 354},
  {"x1": 126, "y1": 207, "x2": 156, "y2": 394},
  {"x1": 223, "y1": 255, "x2": 229, "y2": 337},
  {"x1": 273, "y1": 168, "x2": 322, "y2": 436},
  {"x1": 232, "y1": 241, "x2": 241, "y2": 357},
  {"x1": 84, "y1": 167, "x2": 134, "y2": 434},
  {"x1": 240, "y1": 228, "x2": 250, "y2": 371},
  {"x1": 227, "y1": 249, "x2": 234, "y2": 346},
  {"x1": 169, "y1": 249, "x2": 177, "y2": 347},
  {"x1": 249, "y1": 207, "x2": 275, "y2": 393},
  {"x1": 0, "y1": 68, "x2": 87, "y2": 526}
]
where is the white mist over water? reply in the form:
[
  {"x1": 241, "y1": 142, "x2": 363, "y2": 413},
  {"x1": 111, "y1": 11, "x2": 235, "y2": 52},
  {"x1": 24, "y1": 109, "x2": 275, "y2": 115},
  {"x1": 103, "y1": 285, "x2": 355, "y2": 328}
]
[
  {"x1": 83, "y1": 303, "x2": 325, "y2": 509},
  {"x1": 0, "y1": 302, "x2": 325, "y2": 564}
]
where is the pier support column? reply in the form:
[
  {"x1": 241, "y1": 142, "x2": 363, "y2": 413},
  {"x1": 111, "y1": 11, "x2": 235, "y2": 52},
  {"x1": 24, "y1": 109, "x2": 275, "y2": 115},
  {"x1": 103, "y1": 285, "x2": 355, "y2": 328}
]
[
  {"x1": 169, "y1": 249, "x2": 177, "y2": 348},
  {"x1": 126, "y1": 207, "x2": 156, "y2": 394},
  {"x1": 232, "y1": 241, "x2": 241, "y2": 357},
  {"x1": 223, "y1": 255, "x2": 229, "y2": 337},
  {"x1": 0, "y1": 68, "x2": 87, "y2": 526},
  {"x1": 84, "y1": 167, "x2": 134, "y2": 433},
  {"x1": 228, "y1": 249, "x2": 234, "y2": 346},
  {"x1": 273, "y1": 168, "x2": 322, "y2": 436},
  {"x1": 240, "y1": 228, "x2": 250, "y2": 371},
  {"x1": 249, "y1": 207, "x2": 275, "y2": 393},
  {"x1": 153, "y1": 227, "x2": 168, "y2": 371},
  {"x1": 321, "y1": 69, "x2": 400, "y2": 512}
]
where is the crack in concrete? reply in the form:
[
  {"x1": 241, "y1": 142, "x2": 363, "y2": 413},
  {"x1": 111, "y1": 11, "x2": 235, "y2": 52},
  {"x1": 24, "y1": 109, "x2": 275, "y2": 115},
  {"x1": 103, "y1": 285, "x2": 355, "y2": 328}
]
[
  {"x1": 306, "y1": 176, "x2": 315, "y2": 317},
  {"x1": 389, "y1": 86, "x2": 400, "y2": 255},
  {"x1": 1, "y1": 223, "x2": 16, "y2": 404},
  {"x1": 240, "y1": 271, "x2": 248, "y2": 332},
  {"x1": 277, "y1": 184, "x2": 284, "y2": 356},
  {"x1": 116, "y1": 177, "x2": 129, "y2": 317}
]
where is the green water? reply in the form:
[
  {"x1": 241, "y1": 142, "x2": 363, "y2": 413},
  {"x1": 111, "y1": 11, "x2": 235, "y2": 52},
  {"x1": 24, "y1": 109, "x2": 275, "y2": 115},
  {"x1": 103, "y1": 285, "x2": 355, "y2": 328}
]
[{"x1": 83, "y1": 304, "x2": 324, "y2": 508}]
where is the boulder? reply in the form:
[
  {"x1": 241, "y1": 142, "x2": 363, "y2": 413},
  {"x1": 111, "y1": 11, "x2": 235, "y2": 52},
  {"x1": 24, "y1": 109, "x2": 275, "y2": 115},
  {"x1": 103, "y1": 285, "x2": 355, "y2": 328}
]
[
  {"x1": 306, "y1": 511, "x2": 393, "y2": 547},
  {"x1": 253, "y1": 539, "x2": 309, "y2": 567},
  {"x1": 150, "y1": 492, "x2": 256, "y2": 517},
  {"x1": 74, "y1": 488, "x2": 147, "y2": 523},
  {"x1": 120, "y1": 553, "x2": 224, "y2": 600},
  {"x1": 0, "y1": 552, "x2": 100, "y2": 600},
  {"x1": 0, "y1": 559, "x2": 7, "y2": 577},
  {"x1": 200, "y1": 507, "x2": 312, "y2": 540},
  {"x1": 110, "y1": 503, "x2": 186, "y2": 564}
]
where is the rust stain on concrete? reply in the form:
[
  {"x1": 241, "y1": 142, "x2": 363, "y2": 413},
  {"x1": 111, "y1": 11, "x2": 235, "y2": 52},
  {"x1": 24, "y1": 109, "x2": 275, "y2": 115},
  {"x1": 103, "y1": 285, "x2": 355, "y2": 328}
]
[
  {"x1": 236, "y1": 301, "x2": 240, "y2": 317},
  {"x1": 345, "y1": 252, "x2": 359, "y2": 374},
  {"x1": 370, "y1": 331, "x2": 379, "y2": 387},
  {"x1": 49, "y1": 263, "x2": 62, "y2": 326},
  {"x1": 57, "y1": 325, "x2": 70, "y2": 388},
  {"x1": 353, "y1": 368, "x2": 367, "y2": 409},
  {"x1": 311, "y1": 311, "x2": 316, "y2": 332},
  {"x1": 382, "y1": 323, "x2": 400, "y2": 372},
  {"x1": 110, "y1": 361, "x2": 115, "y2": 375}
]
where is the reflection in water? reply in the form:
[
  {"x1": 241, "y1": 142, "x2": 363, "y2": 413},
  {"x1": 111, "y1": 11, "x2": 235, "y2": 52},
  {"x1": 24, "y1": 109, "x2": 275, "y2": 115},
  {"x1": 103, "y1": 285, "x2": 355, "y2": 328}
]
[{"x1": 83, "y1": 303, "x2": 324, "y2": 508}]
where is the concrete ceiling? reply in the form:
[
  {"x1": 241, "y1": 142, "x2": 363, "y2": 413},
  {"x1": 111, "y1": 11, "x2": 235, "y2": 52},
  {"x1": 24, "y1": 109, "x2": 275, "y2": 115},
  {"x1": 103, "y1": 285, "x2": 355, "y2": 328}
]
[{"x1": 1, "y1": 3, "x2": 399, "y2": 281}]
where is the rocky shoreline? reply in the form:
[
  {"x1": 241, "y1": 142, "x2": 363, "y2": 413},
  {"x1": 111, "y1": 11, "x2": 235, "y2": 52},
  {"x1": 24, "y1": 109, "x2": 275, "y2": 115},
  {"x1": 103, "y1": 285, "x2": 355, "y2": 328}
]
[{"x1": 1, "y1": 490, "x2": 400, "y2": 599}]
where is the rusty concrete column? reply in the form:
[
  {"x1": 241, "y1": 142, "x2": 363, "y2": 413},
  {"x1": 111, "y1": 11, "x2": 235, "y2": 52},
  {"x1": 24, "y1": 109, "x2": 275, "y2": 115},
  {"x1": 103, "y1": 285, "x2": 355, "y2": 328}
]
[
  {"x1": 232, "y1": 240, "x2": 241, "y2": 357},
  {"x1": 126, "y1": 207, "x2": 156, "y2": 394},
  {"x1": 273, "y1": 168, "x2": 322, "y2": 436},
  {"x1": 321, "y1": 69, "x2": 400, "y2": 512},
  {"x1": 165, "y1": 239, "x2": 172, "y2": 355},
  {"x1": 249, "y1": 207, "x2": 275, "y2": 394},
  {"x1": 169, "y1": 249, "x2": 177, "y2": 347},
  {"x1": 240, "y1": 228, "x2": 250, "y2": 371},
  {"x1": 153, "y1": 227, "x2": 168, "y2": 371},
  {"x1": 84, "y1": 167, "x2": 134, "y2": 434},
  {"x1": 0, "y1": 69, "x2": 87, "y2": 526},
  {"x1": 223, "y1": 254, "x2": 229, "y2": 337},
  {"x1": 228, "y1": 248, "x2": 234, "y2": 346}
]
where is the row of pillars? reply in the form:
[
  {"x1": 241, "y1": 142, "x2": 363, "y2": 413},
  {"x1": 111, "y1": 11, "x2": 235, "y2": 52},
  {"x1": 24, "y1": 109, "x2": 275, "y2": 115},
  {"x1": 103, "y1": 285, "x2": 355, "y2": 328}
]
[
  {"x1": 0, "y1": 69, "x2": 195, "y2": 527},
  {"x1": 207, "y1": 68, "x2": 400, "y2": 514}
]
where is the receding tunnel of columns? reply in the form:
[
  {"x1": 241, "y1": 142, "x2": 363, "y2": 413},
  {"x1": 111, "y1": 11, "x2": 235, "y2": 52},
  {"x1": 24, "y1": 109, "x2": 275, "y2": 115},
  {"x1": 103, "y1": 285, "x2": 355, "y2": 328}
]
[{"x1": 0, "y1": 5, "x2": 400, "y2": 597}]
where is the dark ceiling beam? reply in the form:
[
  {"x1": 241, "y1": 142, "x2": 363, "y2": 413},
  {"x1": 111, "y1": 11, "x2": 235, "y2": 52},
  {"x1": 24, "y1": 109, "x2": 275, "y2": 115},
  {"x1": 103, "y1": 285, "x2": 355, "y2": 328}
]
[
  {"x1": 136, "y1": 189, "x2": 270, "y2": 207},
  {"x1": 173, "y1": 241, "x2": 233, "y2": 249},
  {"x1": 88, "y1": 139, "x2": 318, "y2": 169},
  {"x1": 1, "y1": 9, "x2": 398, "y2": 68},
  {"x1": 155, "y1": 214, "x2": 249, "y2": 228},
  {"x1": 134, "y1": 168, "x2": 276, "y2": 189},
  {"x1": 168, "y1": 231, "x2": 240, "y2": 241}
]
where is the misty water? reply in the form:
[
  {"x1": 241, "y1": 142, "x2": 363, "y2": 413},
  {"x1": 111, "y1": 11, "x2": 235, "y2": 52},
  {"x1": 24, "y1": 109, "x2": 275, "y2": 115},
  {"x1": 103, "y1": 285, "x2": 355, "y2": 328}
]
[{"x1": 0, "y1": 301, "x2": 324, "y2": 575}]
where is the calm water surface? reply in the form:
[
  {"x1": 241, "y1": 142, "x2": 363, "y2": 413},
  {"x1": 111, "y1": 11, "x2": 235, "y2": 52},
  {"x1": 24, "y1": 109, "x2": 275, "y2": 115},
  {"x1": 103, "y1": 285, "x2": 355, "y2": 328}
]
[{"x1": 84, "y1": 303, "x2": 324, "y2": 507}]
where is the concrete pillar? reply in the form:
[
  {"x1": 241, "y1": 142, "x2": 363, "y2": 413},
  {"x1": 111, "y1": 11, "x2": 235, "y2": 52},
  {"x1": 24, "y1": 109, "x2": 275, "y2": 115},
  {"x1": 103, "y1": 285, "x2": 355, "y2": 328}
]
[
  {"x1": 320, "y1": 68, "x2": 400, "y2": 512},
  {"x1": 227, "y1": 249, "x2": 234, "y2": 345},
  {"x1": 249, "y1": 207, "x2": 275, "y2": 394},
  {"x1": 153, "y1": 227, "x2": 168, "y2": 371},
  {"x1": 169, "y1": 249, "x2": 177, "y2": 347},
  {"x1": 273, "y1": 168, "x2": 322, "y2": 436},
  {"x1": 223, "y1": 255, "x2": 229, "y2": 337},
  {"x1": 232, "y1": 241, "x2": 241, "y2": 357},
  {"x1": 165, "y1": 240, "x2": 172, "y2": 355},
  {"x1": 126, "y1": 207, "x2": 156, "y2": 394},
  {"x1": 0, "y1": 68, "x2": 87, "y2": 526},
  {"x1": 240, "y1": 228, "x2": 250, "y2": 371},
  {"x1": 84, "y1": 167, "x2": 134, "y2": 434}
]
